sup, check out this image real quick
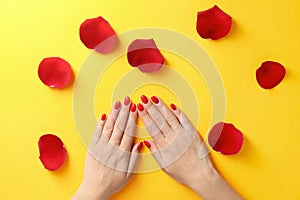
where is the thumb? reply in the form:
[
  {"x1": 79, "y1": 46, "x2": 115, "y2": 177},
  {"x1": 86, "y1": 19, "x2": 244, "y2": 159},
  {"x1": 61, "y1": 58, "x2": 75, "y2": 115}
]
[
  {"x1": 144, "y1": 140, "x2": 165, "y2": 168},
  {"x1": 126, "y1": 142, "x2": 142, "y2": 178}
]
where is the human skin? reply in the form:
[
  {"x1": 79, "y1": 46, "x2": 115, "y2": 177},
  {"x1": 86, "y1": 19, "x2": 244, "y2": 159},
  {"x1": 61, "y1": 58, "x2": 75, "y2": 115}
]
[
  {"x1": 72, "y1": 96, "x2": 243, "y2": 200},
  {"x1": 72, "y1": 97, "x2": 142, "y2": 200},
  {"x1": 138, "y1": 95, "x2": 243, "y2": 200}
]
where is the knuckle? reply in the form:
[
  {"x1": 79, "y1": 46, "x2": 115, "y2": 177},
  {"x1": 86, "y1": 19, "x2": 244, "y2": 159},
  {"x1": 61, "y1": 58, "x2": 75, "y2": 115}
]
[
  {"x1": 109, "y1": 138, "x2": 120, "y2": 145},
  {"x1": 104, "y1": 123, "x2": 114, "y2": 131},
  {"x1": 120, "y1": 144, "x2": 130, "y2": 152},
  {"x1": 153, "y1": 115, "x2": 165, "y2": 126},
  {"x1": 125, "y1": 125, "x2": 135, "y2": 135},
  {"x1": 116, "y1": 120, "x2": 126, "y2": 131},
  {"x1": 168, "y1": 117, "x2": 178, "y2": 126}
]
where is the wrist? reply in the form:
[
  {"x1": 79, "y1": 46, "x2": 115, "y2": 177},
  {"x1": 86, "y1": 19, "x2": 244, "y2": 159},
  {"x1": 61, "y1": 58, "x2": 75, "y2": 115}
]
[
  {"x1": 192, "y1": 168, "x2": 222, "y2": 199},
  {"x1": 189, "y1": 162, "x2": 243, "y2": 200},
  {"x1": 72, "y1": 182, "x2": 110, "y2": 200},
  {"x1": 188, "y1": 158, "x2": 218, "y2": 196}
]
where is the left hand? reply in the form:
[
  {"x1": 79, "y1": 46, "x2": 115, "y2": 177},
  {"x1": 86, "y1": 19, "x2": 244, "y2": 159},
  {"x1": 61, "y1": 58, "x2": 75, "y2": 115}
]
[{"x1": 72, "y1": 97, "x2": 142, "y2": 200}]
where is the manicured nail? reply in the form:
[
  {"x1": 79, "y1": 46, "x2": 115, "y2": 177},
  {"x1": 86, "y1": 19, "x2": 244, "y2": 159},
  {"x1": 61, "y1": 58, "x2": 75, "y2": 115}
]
[
  {"x1": 137, "y1": 142, "x2": 143, "y2": 151},
  {"x1": 170, "y1": 103, "x2": 176, "y2": 111},
  {"x1": 144, "y1": 140, "x2": 151, "y2": 148},
  {"x1": 130, "y1": 103, "x2": 136, "y2": 112},
  {"x1": 151, "y1": 96, "x2": 159, "y2": 104},
  {"x1": 114, "y1": 101, "x2": 121, "y2": 109},
  {"x1": 101, "y1": 114, "x2": 106, "y2": 121},
  {"x1": 124, "y1": 96, "x2": 130, "y2": 106},
  {"x1": 141, "y1": 95, "x2": 148, "y2": 104},
  {"x1": 137, "y1": 103, "x2": 144, "y2": 111}
]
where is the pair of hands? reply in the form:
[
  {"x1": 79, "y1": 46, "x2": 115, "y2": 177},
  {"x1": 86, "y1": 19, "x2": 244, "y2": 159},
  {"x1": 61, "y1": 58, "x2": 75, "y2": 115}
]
[{"x1": 72, "y1": 96, "x2": 242, "y2": 200}]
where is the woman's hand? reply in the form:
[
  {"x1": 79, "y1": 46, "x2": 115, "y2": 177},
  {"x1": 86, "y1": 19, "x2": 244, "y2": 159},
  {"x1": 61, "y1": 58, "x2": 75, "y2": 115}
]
[
  {"x1": 72, "y1": 97, "x2": 142, "y2": 200},
  {"x1": 138, "y1": 95, "x2": 243, "y2": 200}
]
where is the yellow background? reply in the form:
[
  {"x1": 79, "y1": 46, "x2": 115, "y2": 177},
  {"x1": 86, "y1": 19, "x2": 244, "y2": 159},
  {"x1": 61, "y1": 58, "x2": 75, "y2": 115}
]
[{"x1": 1, "y1": 0, "x2": 300, "y2": 199}]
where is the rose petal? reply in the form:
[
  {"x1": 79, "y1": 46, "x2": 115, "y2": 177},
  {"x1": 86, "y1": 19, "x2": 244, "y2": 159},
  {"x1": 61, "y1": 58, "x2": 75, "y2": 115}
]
[
  {"x1": 38, "y1": 57, "x2": 72, "y2": 88},
  {"x1": 79, "y1": 16, "x2": 117, "y2": 54},
  {"x1": 256, "y1": 61, "x2": 286, "y2": 89},
  {"x1": 196, "y1": 5, "x2": 232, "y2": 40},
  {"x1": 208, "y1": 122, "x2": 243, "y2": 155},
  {"x1": 38, "y1": 134, "x2": 67, "y2": 171},
  {"x1": 127, "y1": 39, "x2": 165, "y2": 73}
]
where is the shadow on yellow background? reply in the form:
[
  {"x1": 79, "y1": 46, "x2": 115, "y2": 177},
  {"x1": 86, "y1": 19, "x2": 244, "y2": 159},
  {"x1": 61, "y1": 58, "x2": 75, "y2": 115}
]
[{"x1": 0, "y1": 0, "x2": 300, "y2": 199}]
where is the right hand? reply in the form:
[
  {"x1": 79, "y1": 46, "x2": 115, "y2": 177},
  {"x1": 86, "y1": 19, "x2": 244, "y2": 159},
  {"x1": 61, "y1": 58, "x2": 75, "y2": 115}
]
[
  {"x1": 137, "y1": 95, "x2": 213, "y2": 190},
  {"x1": 137, "y1": 95, "x2": 243, "y2": 200}
]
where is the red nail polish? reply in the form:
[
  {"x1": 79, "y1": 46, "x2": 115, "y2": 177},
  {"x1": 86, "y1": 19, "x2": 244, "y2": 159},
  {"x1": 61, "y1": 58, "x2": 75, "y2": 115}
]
[
  {"x1": 141, "y1": 95, "x2": 148, "y2": 104},
  {"x1": 101, "y1": 114, "x2": 106, "y2": 121},
  {"x1": 130, "y1": 103, "x2": 136, "y2": 112},
  {"x1": 114, "y1": 101, "x2": 121, "y2": 109},
  {"x1": 170, "y1": 103, "x2": 176, "y2": 111},
  {"x1": 151, "y1": 96, "x2": 159, "y2": 104},
  {"x1": 137, "y1": 103, "x2": 144, "y2": 111},
  {"x1": 124, "y1": 96, "x2": 130, "y2": 106},
  {"x1": 144, "y1": 140, "x2": 151, "y2": 148},
  {"x1": 137, "y1": 142, "x2": 143, "y2": 151}
]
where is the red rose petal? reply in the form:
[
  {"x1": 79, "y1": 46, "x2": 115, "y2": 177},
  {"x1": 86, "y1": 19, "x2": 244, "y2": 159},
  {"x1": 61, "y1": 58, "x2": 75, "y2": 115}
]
[
  {"x1": 79, "y1": 16, "x2": 117, "y2": 54},
  {"x1": 256, "y1": 61, "x2": 286, "y2": 89},
  {"x1": 208, "y1": 122, "x2": 243, "y2": 155},
  {"x1": 196, "y1": 5, "x2": 232, "y2": 40},
  {"x1": 38, "y1": 134, "x2": 67, "y2": 171},
  {"x1": 127, "y1": 39, "x2": 165, "y2": 73},
  {"x1": 38, "y1": 57, "x2": 72, "y2": 88}
]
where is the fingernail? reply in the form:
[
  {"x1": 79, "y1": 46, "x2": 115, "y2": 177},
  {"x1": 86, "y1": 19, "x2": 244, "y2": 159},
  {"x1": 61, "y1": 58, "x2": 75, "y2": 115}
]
[
  {"x1": 137, "y1": 103, "x2": 144, "y2": 111},
  {"x1": 170, "y1": 103, "x2": 176, "y2": 111},
  {"x1": 124, "y1": 96, "x2": 130, "y2": 106},
  {"x1": 144, "y1": 140, "x2": 151, "y2": 148},
  {"x1": 114, "y1": 101, "x2": 121, "y2": 109},
  {"x1": 151, "y1": 96, "x2": 159, "y2": 104},
  {"x1": 137, "y1": 142, "x2": 143, "y2": 151},
  {"x1": 101, "y1": 114, "x2": 106, "y2": 121},
  {"x1": 130, "y1": 103, "x2": 136, "y2": 112},
  {"x1": 141, "y1": 95, "x2": 148, "y2": 104}
]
